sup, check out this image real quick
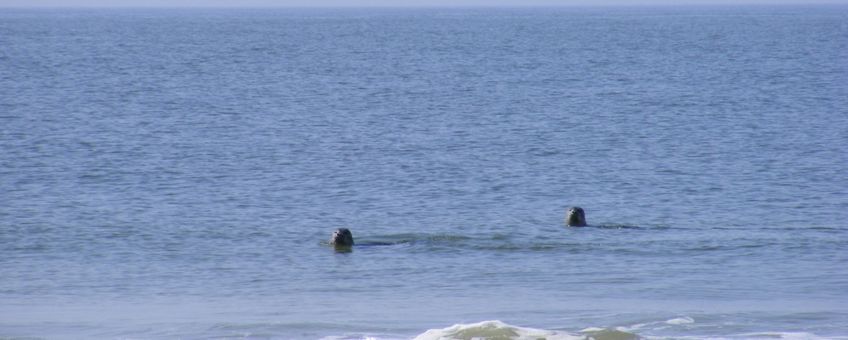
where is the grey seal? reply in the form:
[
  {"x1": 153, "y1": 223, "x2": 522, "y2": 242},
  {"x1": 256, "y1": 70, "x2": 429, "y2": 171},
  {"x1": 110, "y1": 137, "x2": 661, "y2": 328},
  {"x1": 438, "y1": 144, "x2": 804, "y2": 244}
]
[
  {"x1": 329, "y1": 228, "x2": 354, "y2": 247},
  {"x1": 565, "y1": 206, "x2": 587, "y2": 227}
]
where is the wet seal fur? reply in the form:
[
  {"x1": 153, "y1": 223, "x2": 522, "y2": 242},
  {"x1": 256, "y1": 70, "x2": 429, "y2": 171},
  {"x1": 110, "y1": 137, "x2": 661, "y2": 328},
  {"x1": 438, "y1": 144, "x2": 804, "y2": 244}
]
[
  {"x1": 329, "y1": 228, "x2": 354, "y2": 247},
  {"x1": 565, "y1": 207, "x2": 587, "y2": 227}
]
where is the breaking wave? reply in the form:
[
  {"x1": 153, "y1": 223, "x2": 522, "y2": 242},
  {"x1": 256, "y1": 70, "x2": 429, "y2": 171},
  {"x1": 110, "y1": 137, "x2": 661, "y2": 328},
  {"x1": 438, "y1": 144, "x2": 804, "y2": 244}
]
[{"x1": 412, "y1": 320, "x2": 637, "y2": 340}]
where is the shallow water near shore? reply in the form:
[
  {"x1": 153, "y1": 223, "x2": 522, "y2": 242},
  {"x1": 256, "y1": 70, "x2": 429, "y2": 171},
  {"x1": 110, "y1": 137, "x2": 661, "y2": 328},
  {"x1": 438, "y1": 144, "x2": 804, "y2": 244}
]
[{"x1": 1, "y1": 5, "x2": 847, "y2": 339}]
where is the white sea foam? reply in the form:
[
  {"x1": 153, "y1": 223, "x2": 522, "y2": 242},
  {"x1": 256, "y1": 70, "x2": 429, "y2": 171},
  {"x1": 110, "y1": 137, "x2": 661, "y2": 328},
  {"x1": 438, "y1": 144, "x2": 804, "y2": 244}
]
[
  {"x1": 665, "y1": 316, "x2": 695, "y2": 325},
  {"x1": 609, "y1": 316, "x2": 694, "y2": 333},
  {"x1": 413, "y1": 320, "x2": 648, "y2": 340},
  {"x1": 413, "y1": 320, "x2": 584, "y2": 340}
]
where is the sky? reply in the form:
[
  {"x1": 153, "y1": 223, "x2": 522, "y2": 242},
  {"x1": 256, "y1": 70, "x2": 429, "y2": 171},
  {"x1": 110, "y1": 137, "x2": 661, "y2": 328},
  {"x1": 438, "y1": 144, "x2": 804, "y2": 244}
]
[{"x1": 2, "y1": 0, "x2": 847, "y2": 7}]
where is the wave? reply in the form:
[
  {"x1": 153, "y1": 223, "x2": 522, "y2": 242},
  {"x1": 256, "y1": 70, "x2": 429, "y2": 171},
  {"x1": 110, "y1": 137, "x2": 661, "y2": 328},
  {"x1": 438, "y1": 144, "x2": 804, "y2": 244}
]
[
  {"x1": 411, "y1": 320, "x2": 647, "y2": 340},
  {"x1": 405, "y1": 319, "x2": 848, "y2": 340},
  {"x1": 412, "y1": 320, "x2": 587, "y2": 340}
]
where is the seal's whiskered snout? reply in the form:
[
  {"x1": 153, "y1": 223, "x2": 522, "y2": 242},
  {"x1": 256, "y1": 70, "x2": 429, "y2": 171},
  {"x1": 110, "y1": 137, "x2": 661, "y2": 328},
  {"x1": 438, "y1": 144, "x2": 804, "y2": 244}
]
[
  {"x1": 329, "y1": 228, "x2": 354, "y2": 247},
  {"x1": 565, "y1": 206, "x2": 587, "y2": 227}
]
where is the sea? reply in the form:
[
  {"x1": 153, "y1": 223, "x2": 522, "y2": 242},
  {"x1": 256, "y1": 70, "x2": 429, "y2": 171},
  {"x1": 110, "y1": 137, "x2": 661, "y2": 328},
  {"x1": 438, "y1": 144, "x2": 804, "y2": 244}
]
[{"x1": 1, "y1": 5, "x2": 847, "y2": 340}]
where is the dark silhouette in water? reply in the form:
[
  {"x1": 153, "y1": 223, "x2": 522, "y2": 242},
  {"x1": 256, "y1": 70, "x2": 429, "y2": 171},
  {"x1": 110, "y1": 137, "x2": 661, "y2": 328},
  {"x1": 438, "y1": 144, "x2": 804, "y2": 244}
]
[
  {"x1": 327, "y1": 229, "x2": 413, "y2": 251},
  {"x1": 331, "y1": 207, "x2": 594, "y2": 251},
  {"x1": 329, "y1": 228, "x2": 354, "y2": 247},
  {"x1": 565, "y1": 207, "x2": 587, "y2": 227}
]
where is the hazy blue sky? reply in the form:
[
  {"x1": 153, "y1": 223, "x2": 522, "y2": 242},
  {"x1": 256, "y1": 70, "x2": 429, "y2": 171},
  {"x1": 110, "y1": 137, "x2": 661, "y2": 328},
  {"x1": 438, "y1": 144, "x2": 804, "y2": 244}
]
[{"x1": 2, "y1": 0, "x2": 847, "y2": 7}]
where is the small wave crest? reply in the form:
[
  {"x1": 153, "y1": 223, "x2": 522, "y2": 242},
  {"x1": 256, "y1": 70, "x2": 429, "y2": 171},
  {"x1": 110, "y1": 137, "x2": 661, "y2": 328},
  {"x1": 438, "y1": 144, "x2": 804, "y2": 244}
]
[
  {"x1": 413, "y1": 320, "x2": 639, "y2": 340},
  {"x1": 611, "y1": 316, "x2": 695, "y2": 334},
  {"x1": 413, "y1": 320, "x2": 580, "y2": 340},
  {"x1": 665, "y1": 316, "x2": 694, "y2": 325}
]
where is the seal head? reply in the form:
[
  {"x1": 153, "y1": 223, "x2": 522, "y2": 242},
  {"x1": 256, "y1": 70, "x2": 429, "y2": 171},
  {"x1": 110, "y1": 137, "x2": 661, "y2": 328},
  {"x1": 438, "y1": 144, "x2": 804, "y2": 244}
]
[
  {"x1": 565, "y1": 207, "x2": 587, "y2": 227},
  {"x1": 330, "y1": 228, "x2": 354, "y2": 247}
]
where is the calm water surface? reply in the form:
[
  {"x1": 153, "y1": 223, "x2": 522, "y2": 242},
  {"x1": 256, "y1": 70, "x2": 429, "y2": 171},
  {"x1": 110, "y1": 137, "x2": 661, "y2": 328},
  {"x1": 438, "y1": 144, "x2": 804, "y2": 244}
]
[{"x1": 1, "y1": 6, "x2": 847, "y2": 339}]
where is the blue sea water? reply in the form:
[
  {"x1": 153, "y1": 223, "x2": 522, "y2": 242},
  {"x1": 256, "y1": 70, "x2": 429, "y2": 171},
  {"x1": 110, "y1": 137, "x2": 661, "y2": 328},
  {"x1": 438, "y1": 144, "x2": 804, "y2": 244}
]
[{"x1": 1, "y1": 5, "x2": 847, "y2": 339}]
